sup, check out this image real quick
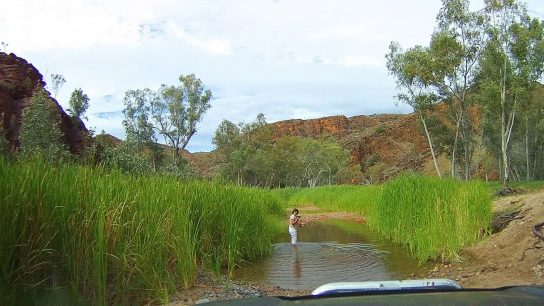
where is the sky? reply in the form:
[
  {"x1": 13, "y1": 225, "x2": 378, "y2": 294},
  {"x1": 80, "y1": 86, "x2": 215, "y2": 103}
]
[{"x1": 2, "y1": 0, "x2": 543, "y2": 152}]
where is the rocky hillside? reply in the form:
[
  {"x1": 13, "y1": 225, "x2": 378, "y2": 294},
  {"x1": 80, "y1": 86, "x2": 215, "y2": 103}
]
[
  {"x1": 189, "y1": 113, "x2": 443, "y2": 183},
  {"x1": 272, "y1": 114, "x2": 433, "y2": 182},
  {"x1": 0, "y1": 52, "x2": 89, "y2": 154},
  {"x1": 0, "y1": 52, "x2": 444, "y2": 182}
]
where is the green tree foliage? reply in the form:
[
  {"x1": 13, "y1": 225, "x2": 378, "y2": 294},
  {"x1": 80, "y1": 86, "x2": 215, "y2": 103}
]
[
  {"x1": 67, "y1": 88, "x2": 90, "y2": 120},
  {"x1": 19, "y1": 87, "x2": 70, "y2": 162},
  {"x1": 118, "y1": 74, "x2": 212, "y2": 175},
  {"x1": 298, "y1": 137, "x2": 348, "y2": 187},
  {"x1": 386, "y1": 42, "x2": 443, "y2": 177},
  {"x1": 524, "y1": 85, "x2": 544, "y2": 180},
  {"x1": 385, "y1": 0, "x2": 544, "y2": 184},
  {"x1": 476, "y1": 0, "x2": 544, "y2": 188},
  {"x1": 151, "y1": 74, "x2": 212, "y2": 165},
  {"x1": 213, "y1": 114, "x2": 272, "y2": 185},
  {"x1": 122, "y1": 88, "x2": 157, "y2": 152},
  {"x1": 48, "y1": 73, "x2": 66, "y2": 99},
  {"x1": 121, "y1": 88, "x2": 161, "y2": 172},
  {"x1": 387, "y1": 0, "x2": 487, "y2": 180},
  {"x1": 97, "y1": 137, "x2": 153, "y2": 175},
  {"x1": 429, "y1": 0, "x2": 486, "y2": 179},
  {"x1": 213, "y1": 114, "x2": 349, "y2": 187}
]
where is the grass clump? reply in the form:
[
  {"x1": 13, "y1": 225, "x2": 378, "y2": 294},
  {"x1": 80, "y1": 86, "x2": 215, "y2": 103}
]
[
  {"x1": 0, "y1": 158, "x2": 283, "y2": 305},
  {"x1": 374, "y1": 174, "x2": 491, "y2": 263}
]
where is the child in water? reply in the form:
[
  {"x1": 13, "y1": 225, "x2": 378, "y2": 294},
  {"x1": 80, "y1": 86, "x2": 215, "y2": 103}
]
[{"x1": 288, "y1": 208, "x2": 304, "y2": 245}]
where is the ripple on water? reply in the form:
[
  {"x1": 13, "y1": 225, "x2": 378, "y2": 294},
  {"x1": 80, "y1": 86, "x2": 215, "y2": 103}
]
[{"x1": 250, "y1": 242, "x2": 393, "y2": 290}]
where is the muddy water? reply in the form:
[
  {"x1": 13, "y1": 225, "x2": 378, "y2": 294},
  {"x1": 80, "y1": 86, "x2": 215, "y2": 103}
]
[{"x1": 234, "y1": 220, "x2": 431, "y2": 290}]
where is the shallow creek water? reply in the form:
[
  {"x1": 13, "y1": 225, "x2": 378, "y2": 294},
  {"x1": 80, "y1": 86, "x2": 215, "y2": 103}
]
[{"x1": 233, "y1": 220, "x2": 431, "y2": 290}]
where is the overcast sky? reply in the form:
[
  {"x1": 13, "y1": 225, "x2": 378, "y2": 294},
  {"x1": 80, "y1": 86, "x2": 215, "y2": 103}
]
[{"x1": 2, "y1": 0, "x2": 543, "y2": 152}]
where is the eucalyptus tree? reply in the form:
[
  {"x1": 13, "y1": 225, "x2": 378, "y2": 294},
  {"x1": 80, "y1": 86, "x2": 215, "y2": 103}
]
[
  {"x1": 386, "y1": 42, "x2": 443, "y2": 177},
  {"x1": 213, "y1": 119, "x2": 244, "y2": 184},
  {"x1": 511, "y1": 15, "x2": 544, "y2": 181},
  {"x1": 68, "y1": 88, "x2": 90, "y2": 120},
  {"x1": 49, "y1": 73, "x2": 66, "y2": 99},
  {"x1": 19, "y1": 87, "x2": 69, "y2": 162},
  {"x1": 212, "y1": 114, "x2": 272, "y2": 186},
  {"x1": 122, "y1": 88, "x2": 156, "y2": 152},
  {"x1": 121, "y1": 88, "x2": 160, "y2": 172},
  {"x1": 298, "y1": 137, "x2": 349, "y2": 187},
  {"x1": 213, "y1": 119, "x2": 241, "y2": 154},
  {"x1": 151, "y1": 74, "x2": 212, "y2": 165},
  {"x1": 525, "y1": 86, "x2": 544, "y2": 179},
  {"x1": 427, "y1": 0, "x2": 486, "y2": 179},
  {"x1": 478, "y1": 0, "x2": 544, "y2": 189},
  {"x1": 214, "y1": 114, "x2": 350, "y2": 187}
]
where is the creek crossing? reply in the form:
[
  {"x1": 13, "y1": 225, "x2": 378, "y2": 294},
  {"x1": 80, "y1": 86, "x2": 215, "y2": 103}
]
[{"x1": 233, "y1": 220, "x2": 431, "y2": 290}]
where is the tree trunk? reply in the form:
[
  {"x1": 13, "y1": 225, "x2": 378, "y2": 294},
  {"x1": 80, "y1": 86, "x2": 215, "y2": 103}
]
[
  {"x1": 463, "y1": 122, "x2": 472, "y2": 181},
  {"x1": 500, "y1": 64, "x2": 510, "y2": 190},
  {"x1": 526, "y1": 115, "x2": 530, "y2": 181},
  {"x1": 537, "y1": 143, "x2": 543, "y2": 180},
  {"x1": 451, "y1": 111, "x2": 463, "y2": 178},
  {"x1": 420, "y1": 114, "x2": 441, "y2": 178}
]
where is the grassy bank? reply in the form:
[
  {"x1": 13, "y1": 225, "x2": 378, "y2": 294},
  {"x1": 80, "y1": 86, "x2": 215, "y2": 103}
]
[
  {"x1": 278, "y1": 185, "x2": 382, "y2": 217},
  {"x1": 0, "y1": 159, "x2": 283, "y2": 305},
  {"x1": 285, "y1": 174, "x2": 492, "y2": 263}
]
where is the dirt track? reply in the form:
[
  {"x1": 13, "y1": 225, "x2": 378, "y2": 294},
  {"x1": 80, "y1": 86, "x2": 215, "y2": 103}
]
[{"x1": 171, "y1": 190, "x2": 544, "y2": 305}]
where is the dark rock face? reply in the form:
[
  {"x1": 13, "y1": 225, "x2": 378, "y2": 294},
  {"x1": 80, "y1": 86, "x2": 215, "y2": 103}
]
[{"x1": 0, "y1": 52, "x2": 89, "y2": 154}]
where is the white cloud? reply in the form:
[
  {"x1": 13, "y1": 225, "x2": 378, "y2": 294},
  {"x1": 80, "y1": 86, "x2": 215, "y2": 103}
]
[
  {"x1": 341, "y1": 55, "x2": 382, "y2": 67},
  {"x1": 3, "y1": 0, "x2": 543, "y2": 152},
  {"x1": 166, "y1": 22, "x2": 233, "y2": 55},
  {"x1": 3, "y1": 0, "x2": 144, "y2": 51}
]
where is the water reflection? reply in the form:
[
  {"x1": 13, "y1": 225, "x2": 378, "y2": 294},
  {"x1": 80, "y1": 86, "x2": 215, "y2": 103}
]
[
  {"x1": 292, "y1": 246, "x2": 301, "y2": 280},
  {"x1": 270, "y1": 242, "x2": 391, "y2": 289},
  {"x1": 234, "y1": 220, "x2": 430, "y2": 290}
]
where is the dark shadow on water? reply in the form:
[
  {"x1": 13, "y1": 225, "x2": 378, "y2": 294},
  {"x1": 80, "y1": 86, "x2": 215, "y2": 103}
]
[{"x1": 234, "y1": 220, "x2": 431, "y2": 290}]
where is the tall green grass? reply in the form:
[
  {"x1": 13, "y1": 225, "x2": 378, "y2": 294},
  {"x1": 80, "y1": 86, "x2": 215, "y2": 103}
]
[
  {"x1": 285, "y1": 174, "x2": 491, "y2": 263},
  {"x1": 283, "y1": 185, "x2": 382, "y2": 217},
  {"x1": 0, "y1": 158, "x2": 283, "y2": 305},
  {"x1": 374, "y1": 174, "x2": 491, "y2": 263}
]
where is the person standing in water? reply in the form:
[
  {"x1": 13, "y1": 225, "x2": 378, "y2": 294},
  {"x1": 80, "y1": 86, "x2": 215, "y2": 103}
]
[{"x1": 288, "y1": 208, "x2": 303, "y2": 245}]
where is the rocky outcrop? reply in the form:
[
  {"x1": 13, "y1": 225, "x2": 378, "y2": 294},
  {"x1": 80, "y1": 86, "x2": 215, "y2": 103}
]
[
  {"x1": 273, "y1": 113, "x2": 432, "y2": 183},
  {"x1": 0, "y1": 52, "x2": 89, "y2": 154}
]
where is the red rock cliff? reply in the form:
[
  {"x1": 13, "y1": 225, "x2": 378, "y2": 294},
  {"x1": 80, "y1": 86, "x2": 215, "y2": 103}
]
[
  {"x1": 0, "y1": 52, "x2": 89, "y2": 154},
  {"x1": 273, "y1": 113, "x2": 433, "y2": 182}
]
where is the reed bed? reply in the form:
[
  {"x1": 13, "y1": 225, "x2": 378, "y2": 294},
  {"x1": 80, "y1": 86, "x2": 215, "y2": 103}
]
[
  {"x1": 285, "y1": 175, "x2": 491, "y2": 263},
  {"x1": 375, "y1": 174, "x2": 491, "y2": 263},
  {"x1": 0, "y1": 159, "x2": 283, "y2": 305}
]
